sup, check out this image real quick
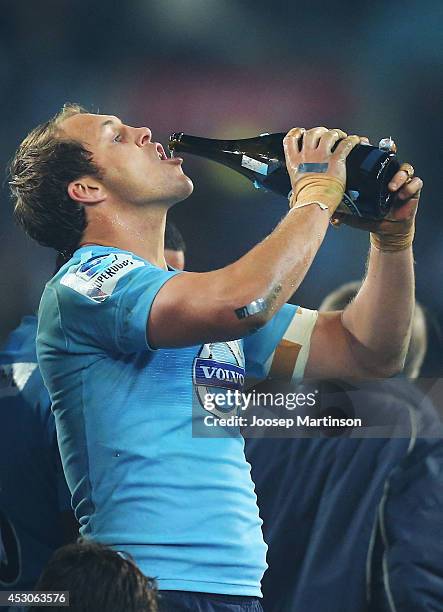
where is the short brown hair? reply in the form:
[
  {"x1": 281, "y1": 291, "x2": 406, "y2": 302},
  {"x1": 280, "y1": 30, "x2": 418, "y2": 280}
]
[
  {"x1": 9, "y1": 103, "x2": 102, "y2": 256},
  {"x1": 30, "y1": 539, "x2": 158, "y2": 612}
]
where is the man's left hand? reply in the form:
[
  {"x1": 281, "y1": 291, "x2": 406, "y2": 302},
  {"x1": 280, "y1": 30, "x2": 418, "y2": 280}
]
[{"x1": 330, "y1": 139, "x2": 423, "y2": 249}]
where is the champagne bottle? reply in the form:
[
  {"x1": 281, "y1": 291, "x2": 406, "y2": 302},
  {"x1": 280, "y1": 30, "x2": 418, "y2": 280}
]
[{"x1": 168, "y1": 132, "x2": 400, "y2": 220}]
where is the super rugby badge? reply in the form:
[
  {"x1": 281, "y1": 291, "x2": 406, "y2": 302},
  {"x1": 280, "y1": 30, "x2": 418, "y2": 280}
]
[
  {"x1": 193, "y1": 341, "x2": 245, "y2": 417},
  {"x1": 61, "y1": 253, "x2": 145, "y2": 302}
]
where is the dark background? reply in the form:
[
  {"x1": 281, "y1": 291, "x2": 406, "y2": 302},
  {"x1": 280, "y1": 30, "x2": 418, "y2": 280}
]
[{"x1": 0, "y1": 0, "x2": 442, "y2": 372}]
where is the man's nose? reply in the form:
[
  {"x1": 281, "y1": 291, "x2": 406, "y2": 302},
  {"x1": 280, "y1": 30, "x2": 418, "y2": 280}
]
[{"x1": 136, "y1": 127, "x2": 152, "y2": 147}]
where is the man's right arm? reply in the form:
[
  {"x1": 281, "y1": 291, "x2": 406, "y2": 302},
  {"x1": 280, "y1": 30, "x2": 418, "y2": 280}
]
[{"x1": 149, "y1": 127, "x2": 361, "y2": 348}]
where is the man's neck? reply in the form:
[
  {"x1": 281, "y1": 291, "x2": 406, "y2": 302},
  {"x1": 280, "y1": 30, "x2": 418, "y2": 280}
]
[{"x1": 81, "y1": 204, "x2": 168, "y2": 270}]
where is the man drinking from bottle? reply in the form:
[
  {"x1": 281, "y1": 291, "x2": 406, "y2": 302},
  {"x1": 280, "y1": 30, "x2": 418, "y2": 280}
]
[{"x1": 8, "y1": 104, "x2": 421, "y2": 612}]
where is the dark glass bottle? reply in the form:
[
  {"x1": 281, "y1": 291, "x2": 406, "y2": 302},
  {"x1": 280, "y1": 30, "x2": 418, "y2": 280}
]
[{"x1": 169, "y1": 132, "x2": 400, "y2": 220}]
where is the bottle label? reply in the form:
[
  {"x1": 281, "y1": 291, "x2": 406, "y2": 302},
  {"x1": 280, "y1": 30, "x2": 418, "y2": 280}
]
[{"x1": 241, "y1": 155, "x2": 269, "y2": 176}]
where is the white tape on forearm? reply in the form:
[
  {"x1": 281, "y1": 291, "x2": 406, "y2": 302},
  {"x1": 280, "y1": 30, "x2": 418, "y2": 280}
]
[{"x1": 268, "y1": 307, "x2": 318, "y2": 383}]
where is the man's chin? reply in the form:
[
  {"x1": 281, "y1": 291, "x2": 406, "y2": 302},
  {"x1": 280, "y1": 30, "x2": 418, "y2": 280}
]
[
  {"x1": 175, "y1": 176, "x2": 194, "y2": 202},
  {"x1": 138, "y1": 177, "x2": 194, "y2": 208},
  {"x1": 184, "y1": 176, "x2": 194, "y2": 196}
]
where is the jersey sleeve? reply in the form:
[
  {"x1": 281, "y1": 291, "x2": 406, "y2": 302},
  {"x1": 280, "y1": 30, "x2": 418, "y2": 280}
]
[
  {"x1": 243, "y1": 303, "x2": 318, "y2": 387},
  {"x1": 49, "y1": 250, "x2": 181, "y2": 355}
]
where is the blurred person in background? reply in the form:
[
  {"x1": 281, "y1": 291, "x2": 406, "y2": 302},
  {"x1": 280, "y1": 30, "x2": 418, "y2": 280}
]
[
  {"x1": 0, "y1": 307, "x2": 77, "y2": 612},
  {"x1": 8, "y1": 103, "x2": 421, "y2": 611},
  {"x1": 246, "y1": 283, "x2": 443, "y2": 612},
  {"x1": 29, "y1": 539, "x2": 157, "y2": 612},
  {"x1": 164, "y1": 220, "x2": 186, "y2": 271}
]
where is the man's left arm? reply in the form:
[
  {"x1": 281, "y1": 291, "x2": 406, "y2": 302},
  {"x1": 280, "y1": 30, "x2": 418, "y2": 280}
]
[{"x1": 305, "y1": 162, "x2": 422, "y2": 378}]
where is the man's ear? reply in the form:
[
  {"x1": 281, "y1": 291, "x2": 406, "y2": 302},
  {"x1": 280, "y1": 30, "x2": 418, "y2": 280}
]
[{"x1": 67, "y1": 178, "x2": 107, "y2": 205}]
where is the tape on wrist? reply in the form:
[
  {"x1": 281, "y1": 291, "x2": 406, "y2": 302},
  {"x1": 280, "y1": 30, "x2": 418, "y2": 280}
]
[
  {"x1": 291, "y1": 175, "x2": 345, "y2": 215},
  {"x1": 370, "y1": 225, "x2": 415, "y2": 252},
  {"x1": 292, "y1": 200, "x2": 329, "y2": 212}
]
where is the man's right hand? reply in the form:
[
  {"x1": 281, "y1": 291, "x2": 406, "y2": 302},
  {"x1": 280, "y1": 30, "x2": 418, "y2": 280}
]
[{"x1": 283, "y1": 127, "x2": 361, "y2": 216}]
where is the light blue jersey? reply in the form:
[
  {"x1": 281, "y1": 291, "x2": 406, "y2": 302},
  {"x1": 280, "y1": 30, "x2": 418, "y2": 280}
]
[
  {"x1": 37, "y1": 246, "x2": 297, "y2": 596},
  {"x1": 0, "y1": 316, "x2": 71, "y2": 596}
]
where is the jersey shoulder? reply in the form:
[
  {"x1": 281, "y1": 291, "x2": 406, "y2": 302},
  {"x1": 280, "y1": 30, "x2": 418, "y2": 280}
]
[
  {"x1": 49, "y1": 247, "x2": 148, "y2": 304},
  {"x1": 40, "y1": 246, "x2": 181, "y2": 355}
]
